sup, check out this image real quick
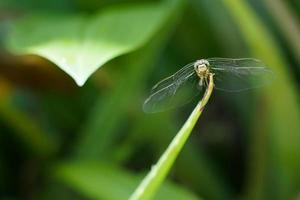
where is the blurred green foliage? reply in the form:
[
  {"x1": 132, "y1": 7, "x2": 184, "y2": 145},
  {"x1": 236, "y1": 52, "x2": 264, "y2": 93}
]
[
  {"x1": 55, "y1": 161, "x2": 200, "y2": 200},
  {"x1": 0, "y1": 0, "x2": 300, "y2": 199}
]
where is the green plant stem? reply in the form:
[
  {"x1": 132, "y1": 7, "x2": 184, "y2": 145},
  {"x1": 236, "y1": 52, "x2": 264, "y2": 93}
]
[
  {"x1": 129, "y1": 74, "x2": 214, "y2": 200},
  {"x1": 223, "y1": 0, "x2": 300, "y2": 198},
  {"x1": 264, "y1": 0, "x2": 300, "y2": 66}
]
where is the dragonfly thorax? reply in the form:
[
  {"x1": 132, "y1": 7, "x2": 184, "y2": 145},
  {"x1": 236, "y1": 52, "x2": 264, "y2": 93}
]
[{"x1": 194, "y1": 59, "x2": 210, "y2": 81}]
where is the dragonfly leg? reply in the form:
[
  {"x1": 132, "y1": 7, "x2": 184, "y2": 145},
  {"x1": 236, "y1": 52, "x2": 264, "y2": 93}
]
[
  {"x1": 204, "y1": 77, "x2": 209, "y2": 87},
  {"x1": 204, "y1": 73, "x2": 214, "y2": 87},
  {"x1": 199, "y1": 77, "x2": 204, "y2": 87}
]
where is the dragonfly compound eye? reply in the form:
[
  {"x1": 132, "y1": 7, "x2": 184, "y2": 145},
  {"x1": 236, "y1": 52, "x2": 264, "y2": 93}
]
[{"x1": 194, "y1": 59, "x2": 210, "y2": 68}]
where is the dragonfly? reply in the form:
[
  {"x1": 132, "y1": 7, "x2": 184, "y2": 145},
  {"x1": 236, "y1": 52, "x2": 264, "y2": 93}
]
[{"x1": 143, "y1": 58, "x2": 274, "y2": 113}]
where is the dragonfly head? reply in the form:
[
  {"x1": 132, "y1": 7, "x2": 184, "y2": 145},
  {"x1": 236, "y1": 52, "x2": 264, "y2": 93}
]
[{"x1": 194, "y1": 59, "x2": 210, "y2": 78}]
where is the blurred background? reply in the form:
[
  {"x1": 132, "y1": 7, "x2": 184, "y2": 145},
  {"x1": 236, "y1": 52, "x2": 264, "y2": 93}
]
[{"x1": 0, "y1": 0, "x2": 300, "y2": 199}]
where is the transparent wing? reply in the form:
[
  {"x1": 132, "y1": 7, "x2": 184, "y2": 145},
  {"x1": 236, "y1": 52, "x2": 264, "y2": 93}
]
[
  {"x1": 207, "y1": 58, "x2": 274, "y2": 92},
  {"x1": 143, "y1": 63, "x2": 201, "y2": 113}
]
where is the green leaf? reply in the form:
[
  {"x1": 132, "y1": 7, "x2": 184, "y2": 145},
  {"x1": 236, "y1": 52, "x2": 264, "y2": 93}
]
[
  {"x1": 73, "y1": 0, "x2": 184, "y2": 159},
  {"x1": 6, "y1": 3, "x2": 169, "y2": 86},
  {"x1": 54, "y1": 161, "x2": 200, "y2": 200},
  {"x1": 129, "y1": 74, "x2": 214, "y2": 200},
  {"x1": 113, "y1": 113, "x2": 232, "y2": 200}
]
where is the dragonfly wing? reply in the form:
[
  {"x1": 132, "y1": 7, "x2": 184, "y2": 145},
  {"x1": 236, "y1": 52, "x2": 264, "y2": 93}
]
[
  {"x1": 143, "y1": 66, "x2": 201, "y2": 113},
  {"x1": 150, "y1": 63, "x2": 195, "y2": 93},
  {"x1": 207, "y1": 58, "x2": 274, "y2": 92}
]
